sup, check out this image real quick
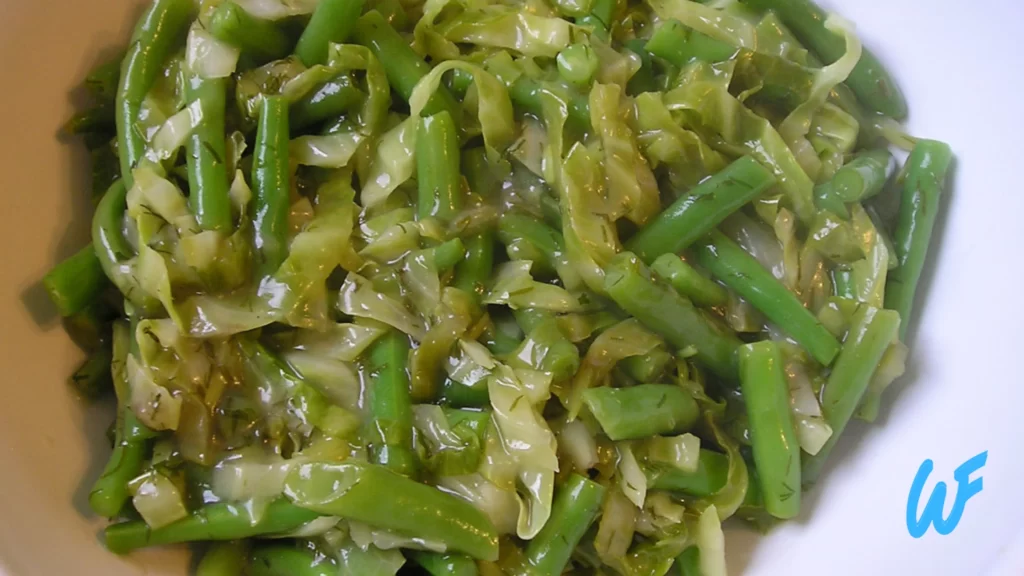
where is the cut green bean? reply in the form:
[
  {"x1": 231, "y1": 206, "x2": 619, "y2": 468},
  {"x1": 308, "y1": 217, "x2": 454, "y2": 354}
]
[
  {"x1": 802, "y1": 306, "x2": 901, "y2": 484},
  {"x1": 604, "y1": 253, "x2": 742, "y2": 380},
  {"x1": 294, "y1": 0, "x2": 366, "y2": 66},
  {"x1": 440, "y1": 377, "x2": 490, "y2": 408},
  {"x1": 651, "y1": 254, "x2": 728, "y2": 308},
  {"x1": 289, "y1": 74, "x2": 365, "y2": 132},
  {"x1": 645, "y1": 20, "x2": 738, "y2": 65},
  {"x1": 557, "y1": 43, "x2": 599, "y2": 87},
  {"x1": 283, "y1": 461, "x2": 499, "y2": 560},
  {"x1": 885, "y1": 140, "x2": 953, "y2": 340},
  {"x1": 104, "y1": 499, "x2": 321, "y2": 554},
  {"x1": 251, "y1": 95, "x2": 291, "y2": 278},
  {"x1": 354, "y1": 10, "x2": 461, "y2": 119},
  {"x1": 417, "y1": 111, "x2": 462, "y2": 221},
  {"x1": 498, "y1": 211, "x2": 565, "y2": 272},
  {"x1": 814, "y1": 148, "x2": 894, "y2": 218},
  {"x1": 70, "y1": 345, "x2": 113, "y2": 400},
  {"x1": 507, "y1": 76, "x2": 591, "y2": 132},
  {"x1": 367, "y1": 331, "x2": 418, "y2": 477},
  {"x1": 738, "y1": 341, "x2": 801, "y2": 519},
  {"x1": 646, "y1": 449, "x2": 730, "y2": 497},
  {"x1": 522, "y1": 474, "x2": 606, "y2": 576},
  {"x1": 453, "y1": 232, "x2": 495, "y2": 303},
  {"x1": 197, "y1": 542, "x2": 250, "y2": 576},
  {"x1": 92, "y1": 180, "x2": 162, "y2": 315},
  {"x1": 627, "y1": 156, "x2": 777, "y2": 264},
  {"x1": 43, "y1": 245, "x2": 108, "y2": 317},
  {"x1": 116, "y1": 0, "x2": 194, "y2": 188},
  {"x1": 695, "y1": 231, "x2": 841, "y2": 366},
  {"x1": 409, "y1": 551, "x2": 479, "y2": 576},
  {"x1": 250, "y1": 546, "x2": 335, "y2": 576},
  {"x1": 185, "y1": 76, "x2": 232, "y2": 232},
  {"x1": 739, "y1": 0, "x2": 908, "y2": 118},
  {"x1": 208, "y1": 2, "x2": 293, "y2": 64},
  {"x1": 618, "y1": 348, "x2": 672, "y2": 383},
  {"x1": 674, "y1": 546, "x2": 702, "y2": 576},
  {"x1": 583, "y1": 384, "x2": 700, "y2": 441}
]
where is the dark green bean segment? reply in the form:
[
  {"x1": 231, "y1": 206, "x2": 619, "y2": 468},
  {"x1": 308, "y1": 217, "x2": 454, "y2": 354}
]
[
  {"x1": 105, "y1": 499, "x2": 320, "y2": 554},
  {"x1": 815, "y1": 149, "x2": 894, "y2": 218},
  {"x1": 674, "y1": 547, "x2": 702, "y2": 576},
  {"x1": 197, "y1": 542, "x2": 250, "y2": 576},
  {"x1": 251, "y1": 95, "x2": 291, "y2": 279},
  {"x1": 695, "y1": 231, "x2": 841, "y2": 366},
  {"x1": 605, "y1": 253, "x2": 742, "y2": 380},
  {"x1": 185, "y1": 76, "x2": 232, "y2": 232},
  {"x1": 440, "y1": 376, "x2": 490, "y2": 408},
  {"x1": 294, "y1": 0, "x2": 366, "y2": 66},
  {"x1": 627, "y1": 156, "x2": 777, "y2": 264},
  {"x1": 645, "y1": 20, "x2": 738, "y2": 65},
  {"x1": 249, "y1": 546, "x2": 336, "y2": 576},
  {"x1": 738, "y1": 341, "x2": 801, "y2": 519},
  {"x1": 740, "y1": 0, "x2": 908, "y2": 119},
  {"x1": 498, "y1": 211, "x2": 566, "y2": 273},
  {"x1": 354, "y1": 10, "x2": 461, "y2": 119},
  {"x1": 508, "y1": 76, "x2": 591, "y2": 132},
  {"x1": 92, "y1": 180, "x2": 161, "y2": 315},
  {"x1": 802, "y1": 306, "x2": 901, "y2": 485},
  {"x1": 618, "y1": 347, "x2": 672, "y2": 383},
  {"x1": 417, "y1": 111, "x2": 462, "y2": 221},
  {"x1": 43, "y1": 245, "x2": 108, "y2": 317},
  {"x1": 208, "y1": 2, "x2": 293, "y2": 64},
  {"x1": 453, "y1": 232, "x2": 495, "y2": 303},
  {"x1": 409, "y1": 551, "x2": 479, "y2": 576},
  {"x1": 650, "y1": 254, "x2": 728, "y2": 308},
  {"x1": 367, "y1": 331, "x2": 418, "y2": 477},
  {"x1": 115, "y1": 0, "x2": 194, "y2": 188},
  {"x1": 646, "y1": 449, "x2": 730, "y2": 497},
  {"x1": 289, "y1": 75, "x2": 365, "y2": 132},
  {"x1": 70, "y1": 345, "x2": 113, "y2": 400},
  {"x1": 583, "y1": 384, "x2": 700, "y2": 441},
  {"x1": 522, "y1": 475, "x2": 606, "y2": 576},
  {"x1": 885, "y1": 140, "x2": 953, "y2": 340}
]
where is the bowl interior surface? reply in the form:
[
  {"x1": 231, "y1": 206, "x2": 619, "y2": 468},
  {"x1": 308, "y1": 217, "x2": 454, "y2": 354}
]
[{"x1": 0, "y1": 1, "x2": 1021, "y2": 574}]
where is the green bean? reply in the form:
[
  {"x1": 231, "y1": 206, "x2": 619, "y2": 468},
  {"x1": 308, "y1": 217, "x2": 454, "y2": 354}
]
[
  {"x1": 453, "y1": 232, "x2": 495, "y2": 303},
  {"x1": 92, "y1": 180, "x2": 162, "y2": 315},
  {"x1": 376, "y1": 0, "x2": 411, "y2": 31},
  {"x1": 557, "y1": 43, "x2": 599, "y2": 87},
  {"x1": 251, "y1": 95, "x2": 291, "y2": 278},
  {"x1": 197, "y1": 542, "x2": 250, "y2": 576},
  {"x1": 185, "y1": 76, "x2": 232, "y2": 232},
  {"x1": 513, "y1": 308, "x2": 555, "y2": 335},
  {"x1": 208, "y1": 2, "x2": 293, "y2": 64},
  {"x1": 645, "y1": 20, "x2": 738, "y2": 65},
  {"x1": 802, "y1": 306, "x2": 901, "y2": 485},
  {"x1": 694, "y1": 231, "x2": 841, "y2": 366},
  {"x1": 575, "y1": 14, "x2": 609, "y2": 41},
  {"x1": 367, "y1": 331, "x2": 418, "y2": 477},
  {"x1": 290, "y1": 74, "x2": 365, "y2": 132},
  {"x1": 885, "y1": 140, "x2": 953, "y2": 340},
  {"x1": 294, "y1": 0, "x2": 366, "y2": 66},
  {"x1": 604, "y1": 253, "x2": 742, "y2": 380},
  {"x1": 618, "y1": 348, "x2": 672, "y2": 383},
  {"x1": 674, "y1": 547, "x2": 702, "y2": 576},
  {"x1": 588, "y1": 0, "x2": 617, "y2": 31},
  {"x1": 625, "y1": 38, "x2": 660, "y2": 96},
  {"x1": 250, "y1": 546, "x2": 335, "y2": 576},
  {"x1": 522, "y1": 474, "x2": 606, "y2": 575},
  {"x1": 354, "y1": 11, "x2": 461, "y2": 119},
  {"x1": 650, "y1": 254, "x2": 728, "y2": 308},
  {"x1": 739, "y1": 0, "x2": 908, "y2": 119},
  {"x1": 507, "y1": 76, "x2": 591, "y2": 132},
  {"x1": 814, "y1": 149, "x2": 894, "y2": 218},
  {"x1": 284, "y1": 461, "x2": 499, "y2": 560},
  {"x1": 646, "y1": 449, "x2": 730, "y2": 497},
  {"x1": 440, "y1": 377, "x2": 490, "y2": 408},
  {"x1": 409, "y1": 551, "x2": 479, "y2": 576},
  {"x1": 583, "y1": 384, "x2": 700, "y2": 441},
  {"x1": 514, "y1": 318, "x2": 581, "y2": 383},
  {"x1": 104, "y1": 499, "x2": 321, "y2": 554},
  {"x1": 43, "y1": 245, "x2": 108, "y2": 317},
  {"x1": 738, "y1": 341, "x2": 801, "y2": 519},
  {"x1": 463, "y1": 147, "x2": 501, "y2": 197},
  {"x1": 85, "y1": 52, "x2": 125, "y2": 103},
  {"x1": 417, "y1": 111, "x2": 462, "y2": 221},
  {"x1": 429, "y1": 238, "x2": 467, "y2": 272},
  {"x1": 116, "y1": 0, "x2": 194, "y2": 188},
  {"x1": 70, "y1": 344, "x2": 113, "y2": 400},
  {"x1": 627, "y1": 156, "x2": 777, "y2": 264},
  {"x1": 498, "y1": 211, "x2": 565, "y2": 272}
]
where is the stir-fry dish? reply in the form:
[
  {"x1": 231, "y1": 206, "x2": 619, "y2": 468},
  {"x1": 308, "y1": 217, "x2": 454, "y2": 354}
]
[{"x1": 43, "y1": 0, "x2": 953, "y2": 573}]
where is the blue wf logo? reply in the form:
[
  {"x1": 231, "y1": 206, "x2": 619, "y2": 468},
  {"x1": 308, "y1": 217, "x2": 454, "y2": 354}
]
[{"x1": 906, "y1": 451, "x2": 987, "y2": 538}]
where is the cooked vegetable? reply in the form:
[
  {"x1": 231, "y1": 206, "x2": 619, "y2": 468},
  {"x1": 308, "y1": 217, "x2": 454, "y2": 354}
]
[{"x1": 55, "y1": 0, "x2": 950, "y2": 571}]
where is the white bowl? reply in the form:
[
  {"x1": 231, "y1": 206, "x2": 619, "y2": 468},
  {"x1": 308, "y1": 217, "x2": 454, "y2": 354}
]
[{"x1": 1, "y1": 1, "x2": 1021, "y2": 574}]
